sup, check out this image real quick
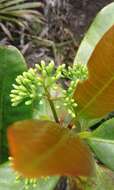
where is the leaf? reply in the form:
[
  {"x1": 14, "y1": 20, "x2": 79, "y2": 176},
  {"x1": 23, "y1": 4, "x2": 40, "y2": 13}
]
[
  {"x1": 0, "y1": 1, "x2": 44, "y2": 26},
  {"x1": 0, "y1": 46, "x2": 32, "y2": 162},
  {"x1": 87, "y1": 118, "x2": 114, "y2": 171},
  {"x1": 74, "y1": 2, "x2": 114, "y2": 65},
  {"x1": 74, "y1": 25, "x2": 114, "y2": 125},
  {"x1": 7, "y1": 120, "x2": 94, "y2": 178},
  {"x1": 0, "y1": 162, "x2": 59, "y2": 190},
  {"x1": 85, "y1": 164, "x2": 114, "y2": 190}
]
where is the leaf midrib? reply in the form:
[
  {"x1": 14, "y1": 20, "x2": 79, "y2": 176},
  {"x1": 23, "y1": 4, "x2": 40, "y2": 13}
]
[
  {"x1": 32, "y1": 132, "x2": 70, "y2": 168},
  {"x1": 88, "y1": 137, "x2": 114, "y2": 144}
]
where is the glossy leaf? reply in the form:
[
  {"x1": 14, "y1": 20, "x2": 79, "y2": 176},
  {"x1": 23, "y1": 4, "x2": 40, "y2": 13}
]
[
  {"x1": 74, "y1": 2, "x2": 114, "y2": 65},
  {"x1": 0, "y1": 162, "x2": 59, "y2": 190},
  {"x1": 85, "y1": 164, "x2": 114, "y2": 190},
  {"x1": 87, "y1": 118, "x2": 114, "y2": 171},
  {"x1": 0, "y1": 46, "x2": 32, "y2": 162},
  {"x1": 74, "y1": 25, "x2": 114, "y2": 124},
  {"x1": 7, "y1": 120, "x2": 94, "y2": 178}
]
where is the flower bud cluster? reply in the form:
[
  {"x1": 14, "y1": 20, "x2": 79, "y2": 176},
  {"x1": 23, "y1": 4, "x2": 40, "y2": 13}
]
[
  {"x1": 15, "y1": 175, "x2": 49, "y2": 190},
  {"x1": 63, "y1": 63, "x2": 88, "y2": 81},
  {"x1": 10, "y1": 60, "x2": 88, "y2": 120},
  {"x1": 10, "y1": 68, "x2": 43, "y2": 106},
  {"x1": 62, "y1": 81, "x2": 78, "y2": 118},
  {"x1": 62, "y1": 63, "x2": 88, "y2": 118},
  {"x1": 10, "y1": 60, "x2": 65, "y2": 107},
  {"x1": 35, "y1": 60, "x2": 65, "y2": 88},
  {"x1": 15, "y1": 176, "x2": 37, "y2": 189}
]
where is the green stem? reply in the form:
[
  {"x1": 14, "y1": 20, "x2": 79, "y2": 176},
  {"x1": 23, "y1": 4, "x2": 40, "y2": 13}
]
[
  {"x1": 45, "y1": 88, "x2": 59, "y2": 123},
  {"x1": 48, "y1": 93, "x2": 59, "y2": 123}
]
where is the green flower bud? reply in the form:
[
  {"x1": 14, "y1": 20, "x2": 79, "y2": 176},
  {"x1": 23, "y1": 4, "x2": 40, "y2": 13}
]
[
  {"x1": 35, "y1": 64, "x2": 41, "y2": 71},
  {"x1": 52, "y1": 76, "x2": 56, "y2": 81},
  {"x1": 65, "y1": 97, "x2": 69, "y2": 101},
  {"x1": 71, "y1": 99, "x2": 75, "y2": 103},
  {"x1": 72, "y1": 113, "x2": 76, "y2": 118},
  {"x1": 33, "y1": 183, "x2": 37, "y2": 188},
  {"x1": 23, "y1": 72, "x2": 28, "y2": 78},
  {"x1": 12, "y1": 102, "x2": 17, "y2": 106},
  {"x1": 68, "y1": 109, "x2": 72, "y2": 114},
  {"x1": 25, "y1": 100, "x2": 32, "y2": 105},
  {"x1": 73, "y1": 103, "x2": 77, "y2": 107},
  {"x1": 46, "y1": 60, "x2": 54, "y2": 73},
  {"x1": 16, "y1": 75, "x2": 23, "y2": 84},
  {"x1": 23, "y1": 78, "x2": 31, "y2": 84},
  {"x1": 10, "y1": 94, "x2": 16, "y2": 98},
  {"x1": 11, "y1": 89, "x2": 18, "y2": 94},
  {"x1": 42, "y1": 69, "x2": 47, "y2": 77},
  {"x1": 30, "y1": 94, "x2": 35, "y2": 98},
  {"x1": 41, "y1": 60, "x2": 46, "y2": 68},
  {"x1": 56, "y1": 105, "x2": 60, "y2": 109},
  {"x1": 37, "y1": 82, "x2": 42, "y2": 86},
  {"x1": 14, "y1": 96, "x2": 23, "y2": 101},
  {"x1": 12, "y1": 84, "x2": 19, "y2": 89},
  {"x1": 39, "y1": 100, "x2": 43, "y2": 105},
  {"x1": 29, "y1": 68, "x2": 36, "y2": 76},
  {"x1": 18, "y1": 86, "x2": 27, "y2": 92},
  {"x1": 19, "y1": 92, "x2": 27, "y2": 97},
  {"x1": 38, "y1": 93, "x2": 42, "y2": 97}
]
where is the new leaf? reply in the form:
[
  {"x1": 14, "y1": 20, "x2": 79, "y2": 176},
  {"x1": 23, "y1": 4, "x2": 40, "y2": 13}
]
[
  {"x1": 7, "y1": 120, "x2": 94, "y2": 178},
  {"x1": 74, "y1": 26, "x2": 114, "y2": 124}
]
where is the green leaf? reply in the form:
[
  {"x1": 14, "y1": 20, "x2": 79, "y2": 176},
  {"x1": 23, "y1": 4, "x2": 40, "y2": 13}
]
[
  {"x1": 0, "y1": 162, "x2": 59, "y2": 190},
  {"x1": 85, "y1": 164, "x2": 114, "y2": 190},
  {"x1": 87, "y1": 118, "x2": 114, "y2": 171},
  {"x1": 0, "y1": 46, "x2": 32, "y2": 162},
  {"x1": 74, "y1": 2, "x2": 114, "y2": 65}
]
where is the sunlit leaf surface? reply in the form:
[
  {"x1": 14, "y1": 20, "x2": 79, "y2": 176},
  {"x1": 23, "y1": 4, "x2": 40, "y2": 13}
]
[
  {"x1": 7, "y1": 120, "x2": 94, "y2": 178},
  {"x1": 0, "y1": 162, "x2": 59, "y2": 190},
  {"x1": 74, "y1": 3, "x2": 114, "y2": 65},
  {"x1": 85, "y1": 164, "x2": 114, "y2": 190},
  {"x1": 87, "y1": 118, "x2": 114, "y2": 171}
]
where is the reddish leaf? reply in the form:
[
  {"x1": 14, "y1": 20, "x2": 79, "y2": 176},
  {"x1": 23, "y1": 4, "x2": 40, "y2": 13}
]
[
  {"x1": 74, "y1": 26, "x2": 114, "y2": 121},
  {"x1": 7, "y1": 120, "x2": 94, "y2": 178}
]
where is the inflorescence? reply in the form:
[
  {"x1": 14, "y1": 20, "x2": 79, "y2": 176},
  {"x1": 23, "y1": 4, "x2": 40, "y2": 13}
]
[{"x1": 10, "y1": 60, "x2": 88, "y2": 119}]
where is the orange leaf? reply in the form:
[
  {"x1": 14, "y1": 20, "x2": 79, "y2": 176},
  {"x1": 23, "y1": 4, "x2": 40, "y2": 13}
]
[
  {"x1": 74, "y1": 26, "x2": 114, "y2": 121},
  {"x1": 7, "y1": 120, "x2": 94, "y2": 178}
]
